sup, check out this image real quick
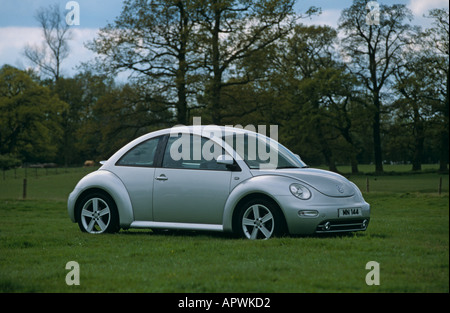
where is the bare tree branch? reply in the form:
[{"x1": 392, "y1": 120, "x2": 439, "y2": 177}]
[{"x1": 23, "y1": 4, "x2": 71, "y2": 81}]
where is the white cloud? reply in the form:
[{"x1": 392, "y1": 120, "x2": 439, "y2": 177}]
[
  {"x1": 0, "y1": 27, "x2": 40, "y2": 69},
  {"x1": 301, "y1": 9, "x2": 342, "y2": 28},
  {"x1": 409, "y1": 0, "x2": 449, "y2": 17},
  {"x1": 407, "y1": 0, "x2": 449, "y2": 29},
  {"x1": 0, "y1": 26, "x2": 99, "y2": 77},
  {"x1": 65, "y1": 28, "x2": 99, "y2": 73}
]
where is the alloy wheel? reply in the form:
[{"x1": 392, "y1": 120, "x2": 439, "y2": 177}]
[
  {"x1": 241, "y1": 204, "x2": 275, "y2": 240},
  {"x1": 80, "y1": 197, "x2": 112, "y2": 234}
]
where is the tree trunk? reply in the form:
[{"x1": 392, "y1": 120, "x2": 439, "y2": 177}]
[
  {"x1": 373, "y1": 93, "x2": 384, "y2": 174},
  {"x1": 351, "y1": 155, "x2": 359, "y2": 174},
  {"x1": 176, "y1": 74, "x2": 188, "y2": 125},
  {"x1": 411, "y1": 106, "x2": 424, "y2": 171},
  {"x1": 210, "y1": 6, "x2": 222, "y2": 125},
  {"x1": 340, "y1": 122, "x2": 359, "y2": 174},
  {"x1": 439, "y1": 69, "x2": 449, "y2": 173},
  {"x1": 175, "y1": 1, "x2": 188, "y2": 125}
]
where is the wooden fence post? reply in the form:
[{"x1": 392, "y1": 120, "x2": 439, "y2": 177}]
[{"x1": 23, "y1": 178, "x2": 27, "y2": 200}]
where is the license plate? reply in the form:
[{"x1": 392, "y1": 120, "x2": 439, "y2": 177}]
[{"x1": 338, "y1": 208, "x2": 362, "y2": 217}]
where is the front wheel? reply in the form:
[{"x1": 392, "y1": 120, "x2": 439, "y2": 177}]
[
  {"x1": 77, "y1": 192, "x2": 120, "y2": 234},
  {"x1": 236, "y1": 199, "x2": 285, "y2": 240}
]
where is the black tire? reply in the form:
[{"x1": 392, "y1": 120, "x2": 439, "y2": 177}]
[
  {"x1": 76, "y1": 191, "x2": 120, "y2": 234},
  {"x1": 235, "y1": 198, "x2": 286, "y2": 240}
]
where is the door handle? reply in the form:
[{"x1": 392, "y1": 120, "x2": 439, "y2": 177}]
[{"x1": 155, "y1": 174, "x2": 168, "y2": 181}]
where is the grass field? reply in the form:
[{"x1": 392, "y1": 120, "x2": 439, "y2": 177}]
[{"x1": 0, "y1": 165, "x2": 448, "y2": 293}]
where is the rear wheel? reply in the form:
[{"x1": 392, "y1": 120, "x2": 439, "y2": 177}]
[
  {"x1": 236, "y1": 198, "x2": 285, "y2": 240},
  {"x1": 77, "y1": 192, "x2": 120, "y2": 234}
]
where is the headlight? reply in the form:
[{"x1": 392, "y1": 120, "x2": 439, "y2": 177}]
[{"x1": 289, "y1": 183, "x2": 311, "y2": 200}]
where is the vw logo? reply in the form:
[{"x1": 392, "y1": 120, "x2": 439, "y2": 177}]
[{"x1": 337, "y1": 185, "x2": 344, "y2": 194}]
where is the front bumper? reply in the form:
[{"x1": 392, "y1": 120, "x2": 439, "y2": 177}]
[
  {"x1": 275, "y1": 194, "x2": 371, "y2": 235},
  {"x1": 315, "y1": 218, "x2": 370, "y2": 233}
]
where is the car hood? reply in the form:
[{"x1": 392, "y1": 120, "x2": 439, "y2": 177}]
[{"x1": 251, "y1": 168, "x2": 356, "y2": 197}]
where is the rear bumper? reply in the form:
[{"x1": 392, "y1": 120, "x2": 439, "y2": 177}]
[{"x1": 67, "y1": 188, "x2": 79, "y2": 223}]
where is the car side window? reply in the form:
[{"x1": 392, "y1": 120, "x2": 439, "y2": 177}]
[
  {"x1": 116, "y1": 137, "x2": 160, "y2": 167},
  {"x1": 162, "y1": 134, "x2": 229, "y2": 171}
]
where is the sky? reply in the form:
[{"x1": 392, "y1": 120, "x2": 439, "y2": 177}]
[{"x1": 0, "y1": 0, "x2": 448, "y2": 78}]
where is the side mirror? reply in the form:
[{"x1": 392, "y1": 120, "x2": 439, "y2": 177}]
[{"x1": 216, "y1": 154, "x2": 234, "y2": 165}]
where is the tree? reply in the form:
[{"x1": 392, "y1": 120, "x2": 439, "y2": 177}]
[
  {"x1": 24, "y1": 4, "x2": 71, "y2": 81},
  {"x1": 194, "y1": 0, "x2": 313, "y2": 124},
  {"x1": 390, "y1": 8, "x2": 449, "y2": 172},
  {"x1": 54, "y1": 71, "x2": 114, "y2": 165},
  {"x1": 424, "y1": 8, "x2": 449, "y2": 172},
  {"x1": 0, "y1": 65, "x2": 66, "y2": 163},
  {"x1": 284, "y1": 25, "x2": 343, "y2": 171},
  {"x1": 243, "y1": 24, "x2": 367, "y2": 172},
  {"x1": 338, "y1": 0, "x2": 414, "y2": 174},
  {"x1": 392, "y1": 56, "x2": 429, "y2": 171},
  {"x1": 88, "y1": 0, "x2": 199, "y2": 125},
  {"x1": 0, "y1": 154, "x2": 21, "y2": 171},
  {"x1": 80, "y1": 83, "x2": 173, "y2": 159}
]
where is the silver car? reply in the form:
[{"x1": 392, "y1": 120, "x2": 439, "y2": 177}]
[{"x1": 67, "y1": 126, "x2": 370, "y2": 239}]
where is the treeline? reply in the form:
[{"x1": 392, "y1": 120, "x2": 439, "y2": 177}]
[{"x1": 0, "y1": 0, "x2": 448, "y2": 173}]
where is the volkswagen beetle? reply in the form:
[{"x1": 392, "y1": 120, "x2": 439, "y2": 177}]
[{"x1": 67, "y1": 126, "x2": 370, "y2": 239}]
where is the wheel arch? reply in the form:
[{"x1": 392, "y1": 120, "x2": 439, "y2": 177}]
[
  {"x1": 230, "y1": 192, "x2": 288, "y2": 235},
  {"x1": 222, "y1": 175, "x2": 293, "y2": 234},
  {"x1": 74, "y1": 188, "x2": 113, "y2": 222},
  {"x1": 69, "y1": 170, "x2": 134, "y2": 228}
]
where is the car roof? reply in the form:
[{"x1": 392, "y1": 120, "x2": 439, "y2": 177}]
[
  {"x1": 103, "y1": 125, "x2": 269, "y2": 167},
  {"x1": 167, "y1": 125, "x2": 259, "y2": 136}
]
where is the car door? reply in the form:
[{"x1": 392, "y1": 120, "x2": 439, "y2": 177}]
[
  {"x1": 112, "y1": 136, "x2": 163, "y2": 221},
  {"x1": 152, "y1": 134, "x2": 232, "y2": 225}
]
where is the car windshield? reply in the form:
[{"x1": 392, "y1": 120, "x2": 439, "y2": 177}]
[{"x1": 223, "y1": 133, "x2": 307, "y2": 170}]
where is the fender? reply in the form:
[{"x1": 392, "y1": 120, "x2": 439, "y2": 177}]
[
  {"x1": 222, "y1": 175, "x2": 300, "y2": 232},
  {"x1": 67, "y1": 169, "x2": 134, "y2": 228}
]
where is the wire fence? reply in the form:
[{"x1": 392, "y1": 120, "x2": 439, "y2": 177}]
[{"x1": 0, "y1": 165, "x2": 448, "y2": 201}]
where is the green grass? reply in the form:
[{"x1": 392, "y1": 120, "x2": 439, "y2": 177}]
[
  {"x1": 0, "y1": 167, "x2": 97, "y2": 201},
  {"x1": 0, "y1": 165, "x2": 448, "y2": 292},
  {"x1": 329, "y1": 163, "x2": 445, "y2": 174}
]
